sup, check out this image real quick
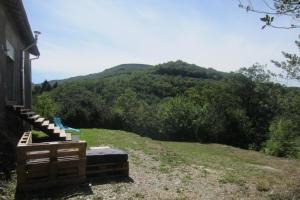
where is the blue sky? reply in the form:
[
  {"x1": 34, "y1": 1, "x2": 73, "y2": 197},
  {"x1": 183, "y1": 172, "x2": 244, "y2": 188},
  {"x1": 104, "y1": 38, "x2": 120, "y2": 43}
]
[{"x1": 23, "y1": 0, "x2": 299, "y2": 84}]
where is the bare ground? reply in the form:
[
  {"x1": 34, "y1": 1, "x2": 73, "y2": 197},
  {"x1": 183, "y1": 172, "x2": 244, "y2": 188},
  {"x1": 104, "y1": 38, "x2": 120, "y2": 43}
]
[
  {"x1": 3, "y1": 128, "x2": 300, "y2": 200},
  {"x1": 55, "y1": 150, "x2": 295, "y2": 200}
]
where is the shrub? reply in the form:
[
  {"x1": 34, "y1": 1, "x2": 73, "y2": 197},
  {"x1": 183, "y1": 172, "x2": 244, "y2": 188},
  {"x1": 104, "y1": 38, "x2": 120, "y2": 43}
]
[{"x1": 263, "y1": 118, "x2": 299, "y2": 158}]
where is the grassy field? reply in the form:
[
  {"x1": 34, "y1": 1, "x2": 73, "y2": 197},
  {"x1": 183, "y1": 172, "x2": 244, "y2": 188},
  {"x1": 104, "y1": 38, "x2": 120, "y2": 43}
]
[{"x1": 3, "y1": 128, "x2": 300, "y2": 199}]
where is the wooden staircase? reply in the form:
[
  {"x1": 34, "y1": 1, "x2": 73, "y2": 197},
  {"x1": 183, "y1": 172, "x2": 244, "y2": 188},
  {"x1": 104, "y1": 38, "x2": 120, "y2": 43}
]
[{"x1": 8, "y1": 105, "x2": 70, "y2": 141}]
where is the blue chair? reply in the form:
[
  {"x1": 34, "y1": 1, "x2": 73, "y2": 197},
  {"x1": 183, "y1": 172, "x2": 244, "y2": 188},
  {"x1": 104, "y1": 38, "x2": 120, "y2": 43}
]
[{"x1": 53, "y1": 117, "x2": 80, "y2": 132}]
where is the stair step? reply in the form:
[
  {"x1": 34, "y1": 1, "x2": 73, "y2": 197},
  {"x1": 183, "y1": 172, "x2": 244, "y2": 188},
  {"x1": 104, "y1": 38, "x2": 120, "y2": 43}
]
[
  {"x1": 20, "y1": 109, "x2": 31, "y2": 113},
  {"x1": 48, "y1": 124, "x2": 55, "y2": 130},
  {"x1": 41, "y1": 120, "x2": 50, "y2": 127},
  {"x1": 53, "y1": 127, "x2": 60, "y2": 135},
  {"x1": 65, "y1": 133, "x2": 72, "y2": 141},
  {"x1": 21, "y1": 111, "x2": 35, "y2": 117},
  {"x1": 29, "y1": 115, "x2": 40, "y2": 120},
  {"x1": 60, "y1": 130, "x2": 66, "y2": 138},
  {"x1": 35, "y1": 117, "x2": 45, "y2": 123},
  {"x1": 12, "y1": 105, "x2": 24, "y2": 110}
]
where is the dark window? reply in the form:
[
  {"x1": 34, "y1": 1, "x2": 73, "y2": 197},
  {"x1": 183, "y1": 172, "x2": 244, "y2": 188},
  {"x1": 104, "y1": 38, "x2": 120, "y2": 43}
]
[{"x1": 5, "y1": 56, "x2": 16, "y2": 101}]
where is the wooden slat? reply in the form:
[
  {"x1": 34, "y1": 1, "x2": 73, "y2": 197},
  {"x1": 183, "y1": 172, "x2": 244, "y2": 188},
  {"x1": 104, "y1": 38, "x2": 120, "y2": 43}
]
[
  {"x1": 86, "y1": 167, "x2": 128, "y2": 175},
  {"x1": 26, "y1": 171, "x2": 49, "y2": 179},
  {"x1": 86, "y1": 162, "x2": 129, "y2": 175},
  {"x1": 27, "y1": 150, "x2": 50, "y2": 160},
  {"x1": 57, "y1": 148, "x2": 78, "y2": 157},
  {"x1": 87, "y1": 162, "x2": 129, "y2": 169},
  {"x1": 25, "y1": 162, "x2": 50, "y2": 171},
  {"x1": 57, "y1": 167, "x2": 78, "y2": 174},
  {"x1": 18, "y1": 141, "x2": 86, "y2": 152},
  {"x1": 17, "y1": 177, "x2": 86, "y2": 191}
]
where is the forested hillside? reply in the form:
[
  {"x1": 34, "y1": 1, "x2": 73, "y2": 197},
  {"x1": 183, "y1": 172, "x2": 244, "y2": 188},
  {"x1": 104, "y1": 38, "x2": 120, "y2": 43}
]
[
  {"x1": 47, "y1": 64, "x2": 152, "y2": 85},
  {"x1": 33, "y1": 60, "x2": 300, "y2": 158}
]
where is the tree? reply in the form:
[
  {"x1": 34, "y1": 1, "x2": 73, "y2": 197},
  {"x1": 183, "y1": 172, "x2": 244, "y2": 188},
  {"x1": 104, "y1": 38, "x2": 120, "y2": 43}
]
[
  {"x1": 238, "y1": 0, "x2": 300, "y2": 29},
  {"x1": 33, "y1": 93, "x2": 58, "y2": 119},
  {"x1": 238, "y1": 1, "x2": 300, "y2": 83},
  {"x1": 52, "y1": 82, "x2": 105, "y2": 128},
  {"x1": 271, "y1": 36, "x2": 300, "y2": 82},
  {"x1": 112, "y1": 89, "x2": 141, "y2": 131},
  {"x1": 158, "y1": 96, "x2": 201, "y2": 141},
  {"x1": 32, "y1": 84, "x2": 42, "y2": 95},
  {"x1": 52, "y1": 82, "x2": 58, "y2": 89},
  {"x1": 264, "y1": 118, "x2": 299, "y2": 158},
  {"x1": 41, "y1": 80, "x2": 52, "y2": 92},
  {"x1": 238, "y1": 63, "x2": 275, "y2": 82}
]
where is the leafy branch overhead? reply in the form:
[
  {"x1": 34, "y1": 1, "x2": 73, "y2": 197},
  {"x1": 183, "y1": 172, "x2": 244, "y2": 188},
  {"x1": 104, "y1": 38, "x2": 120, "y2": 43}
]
[
  {"x1": 238, "y1": 0, "x2": 300, "y2": 29},
  {"x1": 272, "y1": 36, "x2": 300, "y2": 81}
]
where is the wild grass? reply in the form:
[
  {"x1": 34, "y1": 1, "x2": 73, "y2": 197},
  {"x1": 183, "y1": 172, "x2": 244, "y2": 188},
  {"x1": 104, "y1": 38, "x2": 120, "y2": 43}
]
[
  {"x1": 77, "y1": 129, "x2": 300, "y2": 191},
  {"x1": 28, "y1": 128, "x2": 300, "y2": 199}
]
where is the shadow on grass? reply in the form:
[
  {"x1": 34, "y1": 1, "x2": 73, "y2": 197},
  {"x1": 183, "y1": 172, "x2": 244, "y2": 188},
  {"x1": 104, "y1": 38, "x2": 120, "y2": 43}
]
[
  {"x1": 14, "y1": 176, "x2": 134, "y2": 200},
  {"x1": 88, "y1": 175, "x2": 134, "y2": 185}
]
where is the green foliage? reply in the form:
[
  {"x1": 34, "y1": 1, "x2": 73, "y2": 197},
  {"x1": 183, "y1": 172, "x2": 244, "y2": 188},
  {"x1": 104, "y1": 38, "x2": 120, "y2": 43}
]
[
  {"x1": 158, "y1": 96, "x2": 201, "y2": 141},
  {"x1": 46, "y1": 64, "x2": 152, "y2": 85},
  {"x1": 239, "y1": 63, "x2": 275, "y2": 82},
  {"x1": 239, "y1": 0, "x2": 300, "y2": 29},
  {"x1": 52, "y1": 82, "x2": 106, "y2": 128},
  {"x1": 264, "y1": 118, "x2": 299, "y2": 158},
  {"x1": 272, "y1": 36, "x2": 300, "y2": 82},
  {"x1": 32, "y1": 92, "x2": 58, "y2": 119},
  {"x1": 156, "y1": 60, "x2": 225, "y2": 80},
  {"x1": 32, "y1": 61, "x2": 300, "y2": 156},
  {"x1": 33, "y1": 80, "x2": 57, "y2": 95}
]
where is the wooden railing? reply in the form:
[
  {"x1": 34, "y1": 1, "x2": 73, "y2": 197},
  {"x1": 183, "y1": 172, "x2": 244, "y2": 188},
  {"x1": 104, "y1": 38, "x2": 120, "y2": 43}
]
[{"x1": 16, "y1": 132, "x2": 87, "y2": 191}]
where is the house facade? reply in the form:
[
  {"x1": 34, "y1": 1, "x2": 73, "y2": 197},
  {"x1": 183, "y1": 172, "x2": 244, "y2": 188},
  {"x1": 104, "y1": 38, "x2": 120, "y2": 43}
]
[
  {"x1": 0, "y1": 0, "x2": 39, "y2": 110},
  {"x1": 0, "y1": 0, "x2": 39, "y2": 168}
]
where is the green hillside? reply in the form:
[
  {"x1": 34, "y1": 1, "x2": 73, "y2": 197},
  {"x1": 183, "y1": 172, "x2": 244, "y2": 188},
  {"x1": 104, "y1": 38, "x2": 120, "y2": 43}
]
[
  {"x1": 33, "y1": 60, "x2": 300, "y2": 158},
  {"x1": 47, "y1": 63, "x2": 152, "y2": 85},
  {"x1": 4, "y1": 129, "x2": 299, "y2": 199}
]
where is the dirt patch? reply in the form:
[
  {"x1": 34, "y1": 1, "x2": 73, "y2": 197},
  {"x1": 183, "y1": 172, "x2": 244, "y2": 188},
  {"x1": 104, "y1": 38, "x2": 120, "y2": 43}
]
[
  {"x1": 7, "y1": 149, "x2": 296, "y2": 200},
  {"x1": 248, "y1": 164, "x2": 280, "y2": 172},
  {"x1": 65, "y1": 150, "x2": 269, "y2": 200}
]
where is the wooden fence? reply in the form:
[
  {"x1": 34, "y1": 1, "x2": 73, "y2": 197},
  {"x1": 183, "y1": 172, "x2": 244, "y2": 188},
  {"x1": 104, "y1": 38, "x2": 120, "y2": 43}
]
[{"x1": 16, "y1": 132, "x2": 87, "y2": 191}]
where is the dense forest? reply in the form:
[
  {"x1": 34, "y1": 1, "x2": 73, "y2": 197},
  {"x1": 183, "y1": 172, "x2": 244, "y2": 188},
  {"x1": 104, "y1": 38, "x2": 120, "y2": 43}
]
[{"x1": 33, "y1": 60, "x2": 300, "y2": 158}]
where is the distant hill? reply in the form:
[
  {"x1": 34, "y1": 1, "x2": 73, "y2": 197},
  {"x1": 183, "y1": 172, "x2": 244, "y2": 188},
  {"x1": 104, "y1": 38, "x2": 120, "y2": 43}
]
[
  {"x1": 47, "y1": 63, "x2": 152, "y2": 85},
  {"x1": 46, "y1": 61, "x2": 229, "y2": 86}
]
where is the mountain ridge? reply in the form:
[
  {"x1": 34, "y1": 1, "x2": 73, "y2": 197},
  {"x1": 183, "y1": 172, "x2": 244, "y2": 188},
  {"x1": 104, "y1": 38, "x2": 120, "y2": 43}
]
[
  {"x1": 47, "y1": 63, "x2": 153, "y2": 85},
  {"x1": 46, "y1": 61, "x2": 227, "y2": 85}
]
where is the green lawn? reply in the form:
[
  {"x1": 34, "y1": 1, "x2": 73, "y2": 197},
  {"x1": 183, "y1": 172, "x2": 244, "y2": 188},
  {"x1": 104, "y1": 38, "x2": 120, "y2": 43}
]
[{"x1": 78, "y1": 129, "x2": 299, "y2": 189}]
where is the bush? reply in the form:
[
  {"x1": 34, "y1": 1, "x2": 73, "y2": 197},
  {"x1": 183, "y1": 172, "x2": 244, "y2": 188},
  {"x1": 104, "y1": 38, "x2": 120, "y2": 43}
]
[
  {"x1": 158, "y1": 96, "x2": 201, "y2": 141},
  {"x1": 33, "y1": 93, "x2": 58, "y2": 119},
  {"x1": 263, "y1": 118, "x2": 299, "y2": 158}
]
